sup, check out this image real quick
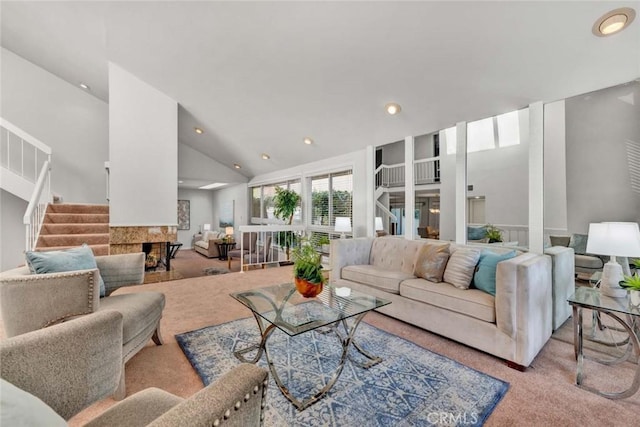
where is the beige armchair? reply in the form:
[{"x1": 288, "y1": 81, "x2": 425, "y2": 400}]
[
  {"x1": 0, "y1": 310, "x2": 269, "y2": 426},
  {"x1": 0, "y1": 252, "x2": 164, "y2": 399}
]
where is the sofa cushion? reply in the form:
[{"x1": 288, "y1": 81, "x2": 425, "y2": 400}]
[
  {"x1": 369, "y1": 237, "x2": 426, "y2": 275},
  {"x1": 473, "y1": 250, "x2": 517, "y2": 296},
  {"x1": 467, "y1": 226, "x2": 488, "y2": 240},
  {"x1": 569, "y1": 233, "x2": 588, "y2": 255},
  {"x1": 0, "y1": 379, "x2": 67, "y2": 427},
  {"x1": 443, "y1": 247, "x2": 481, "y2": 289},
  {"x1": 341, "y1": 265, "x2": 415, "y2": 294},
  {"x1": 400, "y1": 278, "x2": 496, "y2": 323},
  {"x1": 98, "y1": 292, "x2": 165, "y2": 345},
  {"x1": 25, "y1": 244, "x2": 106, "y2": 297},
  {"x1": 549, "y1": 235, "x2": 570, "y2": 247},
  {"x1": 413, "y1": 243, "x2": 450, "y2": 282},
  {"x1": 195, "y1": 240, "x2": 209, "y2": 250},
  {"x1": 575, "y1": 254, "x2": 604, "y2": 269}
]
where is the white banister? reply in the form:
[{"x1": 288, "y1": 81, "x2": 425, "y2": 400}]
[
  {"x1": 237, "y1": 225, "x2": 306, "y2": 272},
  {"x1": 23, "y1": 160, "x2": 51, "y2": 252}
]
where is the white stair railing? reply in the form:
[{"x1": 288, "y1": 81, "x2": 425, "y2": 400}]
[
  {"x1": 23, "y1": 160, "x2": 51, "y2": 251},
  {"x1": 414, "y1": 156, "x2": 440, "y2": 184},
  {"x1": 237, "y1": 225, "x2": 306, "y2": 272},
  {"x1": 1, "y1": 118, "x2": 53, "y2": 252}
]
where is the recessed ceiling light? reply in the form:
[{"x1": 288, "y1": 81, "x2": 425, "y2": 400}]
[
  {"x1": 199, "y1": 182, "x2": 226, "y2": 190},
  {"x1": 303, "y1": 137, "x2": 313, "y2": 145},
  {"x1": 593, "y1": 7, "x2": 635, "y2": 36},
  {"x1": 79, "y1": 83, "x2": 90, "y2": 90},
  {"x1": 178, "y1": 180, "x2": 184, "y2": 184},
  {"x1": 261, "y1": 153, "x2": 270, "y2": 160},
  {"x1": 194, "y1": 127, "x2": 204, "y2": 134},
  {"x1": 385, "y1": 103, "x2": 402, "y2": 115},
  {"x1": 233, "y1": 163, "x2": 241, "y2": 169}
]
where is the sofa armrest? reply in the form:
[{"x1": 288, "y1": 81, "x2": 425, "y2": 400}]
[
  {"x1": 495, "y1": 253, "x2": 552, "y2": 366},
  {"x1": 96, "y1": 253, "x2": 145, "y2": 296},
  {"x1": 0, "y1": 269, "x2": 100, "y2": 337},
  {"x1": 148, "y1": 364, "x2": 269, "y2": 427},
  {"x1": 0, "y1": 310, "x2": 123, "y2": 420},
  {"x1": 544, "y1": 246, "x2": 575, "y2": 330},
  {"x1": 329, "y1": 237, "x2": 375, "y2": 284}
]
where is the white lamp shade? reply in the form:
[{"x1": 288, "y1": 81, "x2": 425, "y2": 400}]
[
  {"x1": 375, "y1": 217, "x2": 384, "y2": 231},
  {"x1": 203, "y1": 224, "x2": 211, "y2": 231},
  {"x1": 586, "y1": 222, "x2": 640, "y2": 257},
  {"x1": 225, "y1": 226, "x2": 234, "y2": 235},
  {"x1": 334, "y1": 217, "x2": 352, "y2": 233}
]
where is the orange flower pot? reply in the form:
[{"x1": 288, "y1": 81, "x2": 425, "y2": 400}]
[{"x1": 294, "y1": 276, "x2": 323, "y2": 298}]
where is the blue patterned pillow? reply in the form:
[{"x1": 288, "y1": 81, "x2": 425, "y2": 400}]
[
  {"x1": 569, "y1": 234, "x2": 588, "y2": 255},
  {"x1": 473, "y1": 250, "x2": 517, "y2": 296},
  {"x1": 467, "y1": 226, "x2": 488, "y2": 240},
  {"x1": 25, "y1": 244, "x2": 105, "y2": 297}
]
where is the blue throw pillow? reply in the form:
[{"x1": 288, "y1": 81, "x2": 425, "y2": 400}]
[
  {"x1": 467, "y1": 226, "x2": 488, "y2": 240},
  {"x1": 473, "y1": 250, "x2": 517, "y2": 296},
  {"x1": 569, "y1": 233, "x2": 588, "y2": 255},
  {"x1": 25, "y1": 244, "x2": 105, "y2": 297}
]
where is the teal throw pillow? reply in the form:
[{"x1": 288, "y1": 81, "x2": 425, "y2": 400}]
[
  {"x1": 25, "y1": 244, "x2": 105, "y2": 297},
  {"x1": 467, "y1": 226, "x2": 488, "y2": 240},
  {"x1": 473, "y1": 250, "x2": 517, "y2": 296},
  {"x1": 569, "y1": 233, "x2": 588, "y2": 255}
]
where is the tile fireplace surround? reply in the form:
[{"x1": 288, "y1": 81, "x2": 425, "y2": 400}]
[{"x1": 109, "y1": 226, "x2": 178, "y2": 255}]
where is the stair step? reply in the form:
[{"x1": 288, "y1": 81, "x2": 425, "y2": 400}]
[
  {"x1": 44, "y1": 213, "x2": 109, "y2": 224},
  {"x1": 47, "y1": 203, "x2": 109, "y2": 214},
  {"x1": 34, "y1": 244, "x2": 109, "y2": 257},
  {"x1": 41, "y1": 223, "x2": 109, "y2": 235},
  {"x1": 37, "y1": 234, "x2": 109, "y2": 247}
]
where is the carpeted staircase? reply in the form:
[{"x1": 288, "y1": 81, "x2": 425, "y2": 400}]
[{"x1": 35, "y1": 203, "x2": 109, "y2": 256}]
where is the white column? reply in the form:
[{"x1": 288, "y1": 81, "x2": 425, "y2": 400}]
[
  {"x1": 405, "y1": 136, "x2": 415, "y2": 240},
  {"x1": 366, "y1": 145, "x2": 375, "y2": 237},
  {"x1": 529, "y1": 102, "x2": 545, "y2": 253},
  {"x1": 455, "y1": 122, "x2": 467, "y2": 244}
]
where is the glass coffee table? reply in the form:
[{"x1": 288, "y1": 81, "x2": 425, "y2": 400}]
[
  {"x1": 567, "y1": 286, "x2": 640, "y2": 399},
  {"x1": 230, "y1": 283, "x2": 390, "y2": 410}
]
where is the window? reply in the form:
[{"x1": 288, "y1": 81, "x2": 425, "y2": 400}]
[
  {"x1": 443, "y1": 108, "x2": 522, "y2": 154},
  {"x1": 310, "y1": 170, "x2": 353, "y2": 233},
  {"x1": 250, "y1": 179, "x2": 301, "y2": 223}
]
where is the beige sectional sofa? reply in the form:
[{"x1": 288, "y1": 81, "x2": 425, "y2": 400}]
[
  {"x1": 330, "y1": 236, "x2": 571, "y2": 369},
  {"x1": 193, "y1": 230, "x2": 226, "y2": 258}
]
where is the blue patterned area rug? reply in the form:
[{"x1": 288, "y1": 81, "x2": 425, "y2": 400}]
[{"x1": 176, "y1": 317, "x2": 508, "y2": 426}]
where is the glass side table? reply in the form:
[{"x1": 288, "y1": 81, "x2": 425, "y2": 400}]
[{"x1": 567, "y1": 287, "x2": 640, "y2": 399}]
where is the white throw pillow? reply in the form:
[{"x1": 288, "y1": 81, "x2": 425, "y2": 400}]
[
  {"x1": 0, "y1": 379, "x2": 67, "y2": 427},
  {"x1": 443, "y1": 247, "x2": 482, "y2": 289}
]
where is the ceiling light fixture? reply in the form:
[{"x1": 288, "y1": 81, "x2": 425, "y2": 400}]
[
  {"x1": 233, "y1": 163, "x2": 241, "y2": 169},
  {"x1": 593, "y1": 7, "x2": 635, "y2": 36},
  {"x1": 303, "y1": 137, "x2": 313, "y2": 145},
  {"x1": 79, "y1": 83, "x2": 90, "y2": 90},
  {"x1": 194, "y1": 127, "x2": 204, "y2": 134},
  {"x1": 261, "y1": 153, "x2": 270, "y2": 160},
  {"x1": 199, "y1": 182, "x2": 226, "y2": 190},
  {"x1": 178, "y1": 180, "x2": 184, "y2": 184},
  {"x1": 385, "y1": 103, "x2": 402, "y2": 115}
]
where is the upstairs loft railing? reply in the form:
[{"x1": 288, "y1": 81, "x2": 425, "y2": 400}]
[
  {"x1": 375, "y1": 156, "x2": 440, "y2": 189},
  {"x1": 0, "y1": 118, "x2": 52, "y2": 252}
]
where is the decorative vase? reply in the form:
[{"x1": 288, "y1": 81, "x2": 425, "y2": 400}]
[
  {"x1": 630, "y1": 290, "x2": 640, "y2": 311},
  {"x1": 294, "y1": 276, "x2": 323, "y2": 298}
]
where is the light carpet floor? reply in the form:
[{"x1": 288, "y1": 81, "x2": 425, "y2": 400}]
[{"x1": 12, "y1": 265, "x2": 635, "y2": 426}]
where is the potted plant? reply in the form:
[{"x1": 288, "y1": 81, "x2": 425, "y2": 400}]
[
  {"x1": 273, "y1": 187, "x2": 301, "y2": 263},
  {"x1": 620, "y1": 272, "x2": 640, "y2": 308},
  {"x1": 292, "y1": 240, "x2": 326, "y2": 297},
  {"x1": 485, "y1": 224, "x2": 503, "y2": 243},
  {"x1": 317, "y1": 235, "x2": 331, "y2": 253}
]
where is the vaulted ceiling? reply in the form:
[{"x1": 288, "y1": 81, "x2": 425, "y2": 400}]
[{"x1": 2, "y1": 1, "x2": 639, "y2": 183}]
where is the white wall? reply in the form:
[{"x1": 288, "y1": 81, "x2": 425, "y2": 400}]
[
  {"x1": 1, "y1": 48, "x2": 109, "y2": 203},
  {"x1": 108, "y1": 63, "x2": 178, "y2": 226},
  {"x1": 211, "y1": 184, "x2": 249, "y2": 242},
  {"x1": 466, "y1": 109, "x2": 529, "y2": 228},
  {"x1": 1, "y1": 190, "x2": 28, "y2": 270},
  {"x1": 176, "y1": 188, "x2": 214, "y2": 247},
  {"x1": 565, "y1": 81, "x2": 640, "y2": 233},
  {"x1": 543, "y1": 100, "x2": 568, "y2": 233},
  {"x1": 249, "y1": 149, "x2": 368, "y2": 236},
  {"x1": 178, "y1": 143, "x2": 247, "y2": 184},
  {"x1": 438, "y1": 129, "x2": 456, "y2": 241}
]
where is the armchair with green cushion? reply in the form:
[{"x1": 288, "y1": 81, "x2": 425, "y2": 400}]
[
  {"x1": 0, "y1": 310, "x2": 269, "y2": 426},
  {"x1": 0, "y1": 252, "x2": 164, "y2": 399}
]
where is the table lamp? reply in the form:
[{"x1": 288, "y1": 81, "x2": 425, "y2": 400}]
[
  {"x1": 375, "y1": 217, "x2": 384, "y2": 232},
  {"x1": 225, "y1": 226, "x2": 234, "y2": 241},
  {"x1": 203, "y1": 224, "x2": 211, "y2": 232},
  {"x1": 586, "y1": 222, "x2": 640, "y2": 298},
  {"x1": 334, "y1": 217, "x2": 352, "y2": 239}
]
